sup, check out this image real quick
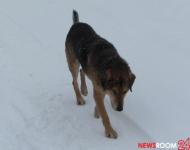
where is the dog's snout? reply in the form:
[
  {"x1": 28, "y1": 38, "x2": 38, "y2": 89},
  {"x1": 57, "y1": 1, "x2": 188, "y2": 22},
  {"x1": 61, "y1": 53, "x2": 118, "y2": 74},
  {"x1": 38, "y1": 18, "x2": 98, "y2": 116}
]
[{"x1": 116, "y1": 105, "x2": 123, "y2": 111}]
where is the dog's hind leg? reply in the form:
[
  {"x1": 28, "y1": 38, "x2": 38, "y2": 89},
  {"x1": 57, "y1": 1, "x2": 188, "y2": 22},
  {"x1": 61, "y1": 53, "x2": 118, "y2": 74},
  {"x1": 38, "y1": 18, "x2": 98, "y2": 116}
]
[
  {"x1": 80, "y1": 69, "x2": 88, "y2": 96},
  {"x1": 94, "y1": 106, "x2": 100, "y2": 118},
  {"x1": 65, "y1": 47, "x2": 85, "y2": 105}
]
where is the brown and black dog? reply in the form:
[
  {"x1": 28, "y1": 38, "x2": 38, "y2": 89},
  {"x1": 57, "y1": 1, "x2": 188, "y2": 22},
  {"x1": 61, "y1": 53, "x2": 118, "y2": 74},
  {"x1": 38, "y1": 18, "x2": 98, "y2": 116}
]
[{"x1": 65, "y1": 10, "x2": 136, "y2": 139}]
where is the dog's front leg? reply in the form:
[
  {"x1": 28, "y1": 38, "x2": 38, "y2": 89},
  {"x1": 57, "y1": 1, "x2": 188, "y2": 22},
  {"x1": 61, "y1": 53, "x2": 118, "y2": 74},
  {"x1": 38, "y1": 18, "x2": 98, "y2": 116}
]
[{"x1": 93, "y1": 86, "x2": 118, "y2": 139}]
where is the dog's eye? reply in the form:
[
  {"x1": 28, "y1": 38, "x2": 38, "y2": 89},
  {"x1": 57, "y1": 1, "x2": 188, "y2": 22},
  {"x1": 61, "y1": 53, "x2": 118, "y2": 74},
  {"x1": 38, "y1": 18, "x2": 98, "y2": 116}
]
[{"x1": 123, "y1": 90, "x2": 127, "y2": 94}]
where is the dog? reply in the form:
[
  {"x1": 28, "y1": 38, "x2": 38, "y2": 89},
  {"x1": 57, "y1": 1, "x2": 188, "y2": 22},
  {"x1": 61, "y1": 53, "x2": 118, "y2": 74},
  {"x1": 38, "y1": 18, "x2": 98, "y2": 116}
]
[{"x1": 65, "y1": 10, "x2": 136, "y2": 139}]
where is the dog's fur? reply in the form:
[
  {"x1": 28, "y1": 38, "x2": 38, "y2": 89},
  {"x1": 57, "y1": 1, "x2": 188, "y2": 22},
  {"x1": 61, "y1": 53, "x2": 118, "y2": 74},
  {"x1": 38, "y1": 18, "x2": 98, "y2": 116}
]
[{"x1": 65, "y1": 10, "x2": 136, "y2": 138}]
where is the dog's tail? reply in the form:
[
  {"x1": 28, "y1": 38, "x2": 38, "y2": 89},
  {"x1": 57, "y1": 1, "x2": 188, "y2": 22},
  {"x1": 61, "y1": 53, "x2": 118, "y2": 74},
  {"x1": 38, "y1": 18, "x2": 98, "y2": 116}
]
[{"x1": 73, "y1": 9, "x2": 79, "y2": 24}]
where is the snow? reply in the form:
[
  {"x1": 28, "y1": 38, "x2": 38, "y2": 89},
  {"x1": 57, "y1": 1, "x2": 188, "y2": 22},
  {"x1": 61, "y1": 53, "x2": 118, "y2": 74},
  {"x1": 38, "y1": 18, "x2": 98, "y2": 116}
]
[{"x1": 0, "y1": 0, "x2": 190, "y2": 149}]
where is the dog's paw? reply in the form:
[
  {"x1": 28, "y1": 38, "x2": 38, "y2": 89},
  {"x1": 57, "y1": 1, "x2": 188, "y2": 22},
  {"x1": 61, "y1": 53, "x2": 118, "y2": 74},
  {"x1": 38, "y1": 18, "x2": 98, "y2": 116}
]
[
  {"x1": 77, "y1": 98, "x2": 86, "y2": 105},
  {"x1": 105, "y1": 128, "x2": 118, "y2": 139},
  {"x1": 94, "y1": 107, "x2": 100, "y2": 119},
  {"x1": 94, "y1": 111, "x2": 100, "y2": 119},
  {"x1": 81, "y1": 88, "x2": 88, "y2": 96}
]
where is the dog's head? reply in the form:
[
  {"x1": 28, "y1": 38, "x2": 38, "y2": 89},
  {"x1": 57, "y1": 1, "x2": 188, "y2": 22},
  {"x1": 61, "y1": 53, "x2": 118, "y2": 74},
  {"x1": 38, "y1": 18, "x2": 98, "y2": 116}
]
[{"x1": 101, "y1": 60, "x2": 136, "y2": 111}]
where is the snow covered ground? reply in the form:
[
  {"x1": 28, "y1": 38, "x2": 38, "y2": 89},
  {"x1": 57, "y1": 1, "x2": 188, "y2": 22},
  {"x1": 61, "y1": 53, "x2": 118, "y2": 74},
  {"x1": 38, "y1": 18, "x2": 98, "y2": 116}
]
[{"x1": 0, "y1": 0, "x2": 190, "y2": 149}]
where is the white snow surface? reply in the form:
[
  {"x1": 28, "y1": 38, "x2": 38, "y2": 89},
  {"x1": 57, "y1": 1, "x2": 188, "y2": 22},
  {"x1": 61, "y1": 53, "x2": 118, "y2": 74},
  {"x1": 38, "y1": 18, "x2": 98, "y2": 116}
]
[{"x1": 0, "y1": 0, "x2": 190, "y2": 149}]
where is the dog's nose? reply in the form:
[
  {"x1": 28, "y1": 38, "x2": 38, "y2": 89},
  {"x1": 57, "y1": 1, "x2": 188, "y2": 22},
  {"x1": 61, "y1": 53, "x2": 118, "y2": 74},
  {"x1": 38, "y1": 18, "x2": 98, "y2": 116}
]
[{"x1": 116, "y1": 106, "x2": 123, "y2": 111}]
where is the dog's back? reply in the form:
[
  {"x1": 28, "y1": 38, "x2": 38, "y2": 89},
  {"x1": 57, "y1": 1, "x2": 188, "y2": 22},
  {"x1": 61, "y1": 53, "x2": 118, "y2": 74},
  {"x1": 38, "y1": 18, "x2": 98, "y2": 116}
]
[
  {"x1": 66, "y1": 10, "x2": 120, "y2": 73},
  {"x1": 66, "y1": 23, "x2": 96, "y2": 68}
]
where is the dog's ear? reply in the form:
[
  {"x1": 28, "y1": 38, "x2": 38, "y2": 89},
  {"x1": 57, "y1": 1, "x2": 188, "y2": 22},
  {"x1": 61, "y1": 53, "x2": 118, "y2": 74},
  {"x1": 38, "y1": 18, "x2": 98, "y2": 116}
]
[{"x1": 129, "y1": 73, "x2": 136, "y2": 92}]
